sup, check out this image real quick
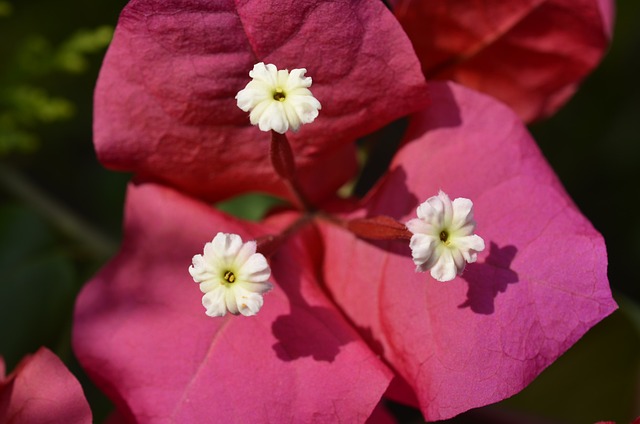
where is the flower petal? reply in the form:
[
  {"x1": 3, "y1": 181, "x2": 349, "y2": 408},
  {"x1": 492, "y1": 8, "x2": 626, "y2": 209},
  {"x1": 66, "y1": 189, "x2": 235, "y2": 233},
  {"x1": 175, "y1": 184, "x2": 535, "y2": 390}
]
[
  {"x1": 429, "y1": 247, "x2": 457, "y2": 282},
  {"x1": 319, "y1": 81, "x2": 616, "y2": 420},
  {"x1": 202, "y1": 286, "x2": 227, "y2": 317},
  {"x1": 95, "y1": 0, "x2": 428, "y2": 203},
  {"x1": 392, "y1": 0, "x2": 614, "y2": 121},
  {"x1": 73, "y1": 182, "x2": 391, "y2": 422}
]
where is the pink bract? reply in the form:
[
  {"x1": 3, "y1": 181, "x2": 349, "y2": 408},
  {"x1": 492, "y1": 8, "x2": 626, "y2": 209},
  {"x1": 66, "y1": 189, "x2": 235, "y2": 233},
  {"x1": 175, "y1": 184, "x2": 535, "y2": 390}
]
[
  {"x1": 319, "y1": 82, "x2": 616, "y2": 420},
  {"x1": 392, "y1": 0, "x2": 614, "y2": 122},
  {"x1": 73, "y1": 183, "x2": 392, "y2": 422},
  {"x1": 75, "y1": 82, "x2": 615, "y2": 422},
  {"x1": 0, "y1": 347, "x2": 91, "y2": 424},
  {"x1": 94, "y1": 0, "x2": 428, "y2": 204}
]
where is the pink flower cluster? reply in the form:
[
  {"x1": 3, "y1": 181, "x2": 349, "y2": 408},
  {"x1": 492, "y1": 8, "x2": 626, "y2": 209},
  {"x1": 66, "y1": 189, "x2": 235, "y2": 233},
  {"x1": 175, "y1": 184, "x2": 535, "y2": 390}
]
[{"x1": 2, "y1": 0, "x2": 617, "y2": 423}]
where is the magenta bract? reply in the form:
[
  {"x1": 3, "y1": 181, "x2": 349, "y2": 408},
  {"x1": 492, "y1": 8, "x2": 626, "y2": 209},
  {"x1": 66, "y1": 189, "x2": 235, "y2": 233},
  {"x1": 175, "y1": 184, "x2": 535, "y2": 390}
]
[
  {"x1": 73, "y1": 183, "x2": 392, "y2": 422},
  {"x1": 94, "y1": 0, "x2": 428, "y2": 203},
  {"x1": 78, "y1": 0, "x2": 616, "y2": 421},
  {"x1": 75, "y1": 82, "x2": 615, "y2": 422},
  {"x1": 392, "y1": 0, "x2": 614, "y2": 122},
  {"x1": 319, "y1": 81, "x2": 616, "y2": 420},
  {"x1": 0, "y1": 348, "x2": 92, "y2": 424}
]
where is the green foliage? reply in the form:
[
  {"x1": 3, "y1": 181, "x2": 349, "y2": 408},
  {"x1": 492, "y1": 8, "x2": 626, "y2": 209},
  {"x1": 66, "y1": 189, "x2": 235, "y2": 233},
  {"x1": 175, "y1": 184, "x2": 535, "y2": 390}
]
[
  {"x1": 216, "y1": 193, "x2": 286, "y2": 221},
  {"x1": 0, "y1": 86, "x2": 74, "y2": 154},
  {"x1": 0, "y1": 204, "x2": 76, "y2": 370},
  {"x1": 55, "y1": 26, "x2": 114, "y2": 74},
  {"x1": 0, "y1": 1, "x2": 11, "y2": 17},
  {"x1": 0, "y1": 19, "x2": 113, "y2": 155}
]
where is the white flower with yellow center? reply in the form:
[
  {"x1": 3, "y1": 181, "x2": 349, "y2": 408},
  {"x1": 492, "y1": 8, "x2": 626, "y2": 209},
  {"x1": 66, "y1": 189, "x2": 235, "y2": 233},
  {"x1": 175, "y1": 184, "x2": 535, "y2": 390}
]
[
  {"x1": 406, "y1": 191, "x2": 485, "y2": 282},
  {"x1": 235, "y1": 62, "x2": 321, "y2": 134},
  {"x1": 189, "y1": 232, "x2": 272, "y2": 317}
]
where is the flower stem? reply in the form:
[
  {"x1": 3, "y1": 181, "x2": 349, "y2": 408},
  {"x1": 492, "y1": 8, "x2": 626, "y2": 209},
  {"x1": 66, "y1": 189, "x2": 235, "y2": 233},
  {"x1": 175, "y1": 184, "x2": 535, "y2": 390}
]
[
  {"x1": 256, "y1": 213, "x2": 313, "y2": 257},
  {"x1": 270, "y1": 131, "x2": 315, "y2": 211}
]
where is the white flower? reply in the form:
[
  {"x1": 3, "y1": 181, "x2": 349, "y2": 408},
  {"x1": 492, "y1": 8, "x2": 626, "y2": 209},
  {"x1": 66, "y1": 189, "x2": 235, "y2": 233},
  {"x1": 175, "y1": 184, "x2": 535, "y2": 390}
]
[
  {"x1": 235, "y1": 62, "x2": 321, "y2": 134},
  {"x1": 189, "y1": 233, "x2": 272, "y2": 317},
  {"x1": 406, "y1": 191, "x2": 485, "y2": 282}
]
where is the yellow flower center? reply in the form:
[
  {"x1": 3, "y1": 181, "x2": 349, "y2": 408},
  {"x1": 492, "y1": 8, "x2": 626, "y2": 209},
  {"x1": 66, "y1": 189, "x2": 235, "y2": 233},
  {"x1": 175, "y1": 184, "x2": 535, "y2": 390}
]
[
  {"x1": 273, "y1": 89, "x2": 286, "y2": 102},
  {"x1": 223, "y1": 270, "x2": 236, "y2": 283}
]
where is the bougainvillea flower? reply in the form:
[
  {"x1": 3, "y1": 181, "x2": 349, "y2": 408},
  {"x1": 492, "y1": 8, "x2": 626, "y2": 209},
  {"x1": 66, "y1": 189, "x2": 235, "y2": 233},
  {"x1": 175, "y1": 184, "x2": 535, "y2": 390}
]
[
  {"x1": 74, "y1": 186, "x2": 392, "y2": 422},
  {"x1": 406, "y1": 190, "x2": 485, "y2": 282},
  {"x1": 390, "y1": 0, "x2": 614, "y2": 122},
  {"x1": 189, "y1": 232, "x2": 273, "y2": 317},
  {"x1": 0, "y1": 347, "x2": 91, "y2": 424},
  {"x1": 235, "y1": 63, "x2": 321, "y2": 134},
  {"x1": 93, "y1": 0, "x2": 428, "y2": 204},
  {"x1": 318, "y1": 82, "x2": 616, "y2": 420},
  {"x1": 74, "y1": 81, "x2": 615, "y2": 422},
  {"x1": 81, "y1": 0, "x2": 615, "y2": 421}
]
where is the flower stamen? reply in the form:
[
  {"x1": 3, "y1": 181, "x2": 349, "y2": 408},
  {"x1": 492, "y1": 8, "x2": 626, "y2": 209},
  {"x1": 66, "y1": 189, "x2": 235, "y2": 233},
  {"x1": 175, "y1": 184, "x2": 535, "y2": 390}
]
[
  {"x1": 273, "y1": 90, "x2": 286, "y2": 101},
  {"x1": 223, "y1": 270, "x2": 236, "y2": 283}
]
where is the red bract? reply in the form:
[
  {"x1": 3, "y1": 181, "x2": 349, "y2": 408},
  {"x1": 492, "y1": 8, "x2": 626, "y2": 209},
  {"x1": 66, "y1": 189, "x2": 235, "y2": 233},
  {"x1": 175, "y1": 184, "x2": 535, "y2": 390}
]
[
  {"x1": 319, "y1": 82, "x2": 616, "y2": 420},
  {"x1": 94, "y1": 0, "x2": 428, "y2": 203},
  {"x1": 74, "y1": 82, "x2": 615, "y2": 422},
  {"x1": 0, "y1": 348, "x2": 91, "y2": 424},
  {"x1": 74, "y1": 183, "x2": 392, "y2": 422},
  {"x1": 80, "y1": 0, "x2": 615, "y2": 421},
  {"x1": 391, "y1": 0, "x2": 614, "y2": 122}
]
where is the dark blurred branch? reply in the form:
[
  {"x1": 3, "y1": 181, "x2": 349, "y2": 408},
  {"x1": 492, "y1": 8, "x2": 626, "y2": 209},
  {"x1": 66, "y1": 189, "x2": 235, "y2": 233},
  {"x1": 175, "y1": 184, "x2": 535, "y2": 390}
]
[{"x1": 0, "y1": 163, "x2": 117, "y2": 259}]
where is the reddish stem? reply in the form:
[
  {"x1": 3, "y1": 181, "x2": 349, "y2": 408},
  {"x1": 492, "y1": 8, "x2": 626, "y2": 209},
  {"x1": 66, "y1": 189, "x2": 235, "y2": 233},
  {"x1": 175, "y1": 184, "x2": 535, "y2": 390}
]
[
  {"x1": 256, "y1": 214, "x2": 312, "y2": 257},
  {"x1": 269, "y1": 131, "x2": 314, "y2": 211},
  {"x1": 270, "y1": 131, "x2": 296, "y2": 180}
]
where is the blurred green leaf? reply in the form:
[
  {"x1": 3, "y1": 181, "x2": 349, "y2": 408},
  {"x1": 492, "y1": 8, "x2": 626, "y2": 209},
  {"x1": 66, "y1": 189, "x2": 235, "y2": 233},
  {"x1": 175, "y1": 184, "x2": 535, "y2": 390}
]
[
  {"x1": 0, "y1": 86, "x2": 74, "y2": 154},
  {"x1": 4, "y1": 85, "x2": 74, "y2": 123},
  {"x1": 54, "y1": 26, "x2": 113, "y2": 73},
  {"x1": 619, "y1": 294, "x2": 640, "y2": 348},
  {"x1": 500, "y1": 303, "x2": 640, "y2": 423},
  {"x1": 14, "y1": 36, "x2": 54, "y2": 77},
  {"x1": 0, "y1": 126, "x2": 37, "y2": 154},
  {"x1": 12, "y1": 26, "x2": 113, "y2": 77},
  {"x1": 215, "y1": 193, "x2": 286, "y2": 221},
  {"x1": 0, "y1": 204, "x2": 75, "y2": 370},
  {"x1": 0, "y1": 1, "x2": 11, "y2": 17},
  {"x1": 0, "y1": 22, "x2": 112, "y2": 155}
]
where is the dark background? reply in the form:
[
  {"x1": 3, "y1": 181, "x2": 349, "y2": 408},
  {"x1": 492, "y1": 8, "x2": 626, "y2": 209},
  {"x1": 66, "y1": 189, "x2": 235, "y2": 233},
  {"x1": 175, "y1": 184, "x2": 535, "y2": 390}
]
[{"x1": 1, "y1": 0, "x2": 638, "y2": 422}]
